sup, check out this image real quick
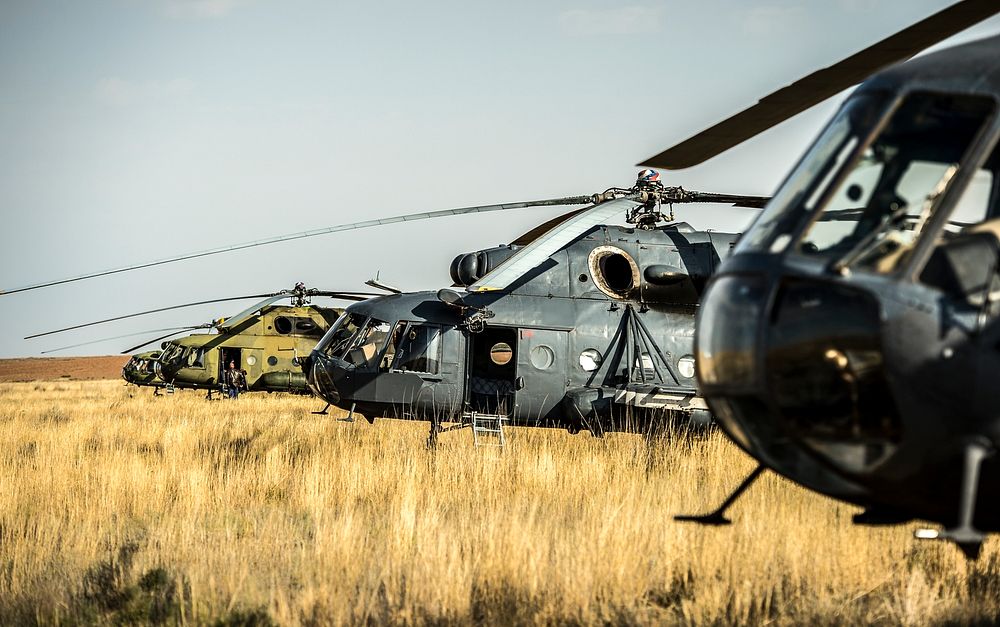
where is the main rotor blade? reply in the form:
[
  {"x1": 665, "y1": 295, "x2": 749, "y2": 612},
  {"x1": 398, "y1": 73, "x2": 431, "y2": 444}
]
[
  {"x1": 25, "y1": 294, "x2": 272, "y2": 340},
  {"x1": 511, "y1": 208, "x2": 588, "y2": 247},
  {"x1": 39, "y1": 327, "x2": 200, "y2": 355},
  {"x1": 120, "y1": 328, "x2": 206, "y2": 355},
  {"x1": 640, "y1": 0, "x2": 1000, "y2": 169},
  {"x1": 683, "y1": 192, "x2": 771, "y2": 209},
  {"x1": 309, "y1": 291, "x2": 381, "y2": 302},
  {"x1": 219, "y1": 295, "x2": 289, "y2": 330},
  {"x1": 1, "y1": 195, "x2": 597, "y2": 297},
  {"x1": 471, "y1": 197, "x2": 641, "y2": 293}
]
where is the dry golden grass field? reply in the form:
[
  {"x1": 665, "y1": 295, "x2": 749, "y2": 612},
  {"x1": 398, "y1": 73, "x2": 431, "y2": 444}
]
[{"x1": 0, "y1": 379, "x2": 998, "y2": 625}]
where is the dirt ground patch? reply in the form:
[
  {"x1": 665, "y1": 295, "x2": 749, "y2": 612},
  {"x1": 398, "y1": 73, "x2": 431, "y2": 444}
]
[{"x1": 0, "y1": 356, "x2": 128, "y2": 382}]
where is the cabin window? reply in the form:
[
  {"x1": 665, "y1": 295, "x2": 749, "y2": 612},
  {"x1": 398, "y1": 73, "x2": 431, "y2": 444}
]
[
  {"x1": 380, "y1": 322, "x2": 407, "y2": 372},
  {"x1": 677, "y1": 355, "x2": 696, "y2": 379},
  {"x1": 529, "y1": 345, "x2": 555, "y2": 370},
  {"x1": 579, "y1": 349, "x2": 602, "y2": 372},
  {"x1": 392, "y1": 324, "x2": 442, "y2": 374},
  {"x1": 490, "y1": 342, "x2": 513, "y2": 365},
  {"x1": 186, "y1": 348, "x2": 205, "y2": 368}
]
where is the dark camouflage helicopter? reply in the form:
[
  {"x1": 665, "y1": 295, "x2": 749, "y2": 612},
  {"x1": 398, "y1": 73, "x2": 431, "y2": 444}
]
[
  {"x1": 301, "y1": 172, "x2": 770, "y2": 444},
  {"x1": 28, "y1": 284, "x2": 375, "y2": 396},
  {"x1": 645, "y1": 0, "x2": 1000, "y2": 558}
]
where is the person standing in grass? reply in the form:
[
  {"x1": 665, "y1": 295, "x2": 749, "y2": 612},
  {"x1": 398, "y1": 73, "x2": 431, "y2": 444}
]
[{"x1": 224, "y1": 361, "x2": 245, "y2": 399}]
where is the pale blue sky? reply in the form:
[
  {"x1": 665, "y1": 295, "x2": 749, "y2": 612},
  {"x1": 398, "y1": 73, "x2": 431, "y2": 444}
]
[{"x1": 2, "y1": 1, "x2": 999, "y2": 357}]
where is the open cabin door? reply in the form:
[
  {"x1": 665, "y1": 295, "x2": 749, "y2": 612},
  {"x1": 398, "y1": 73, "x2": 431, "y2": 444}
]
[
  {"x1": 219, "y1": 348, "x2": 241, "y2": 387},
  {"x1": 467, "y1": 327, "x2": 518, "y2": 416}
]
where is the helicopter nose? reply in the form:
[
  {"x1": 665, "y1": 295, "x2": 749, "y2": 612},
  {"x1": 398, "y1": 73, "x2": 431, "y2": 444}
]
[
  {"x1": 698, "y1": 273, "x2": 898, "y2": 488},
  {"x1": 306, "y1": 352, "x2": 341, "y2": 404}
]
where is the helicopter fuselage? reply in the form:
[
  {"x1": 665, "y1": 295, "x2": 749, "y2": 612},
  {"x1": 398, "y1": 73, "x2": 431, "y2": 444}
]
[
  {"x1": 307, "y1": 218, "x2": 739, "y2": 433},
  {"x1": 150, "y1": 304, "x2": 343, "y2": 394},
  {"x1": 695, "y1": 35, "x2": 1000, "y2": 540}
]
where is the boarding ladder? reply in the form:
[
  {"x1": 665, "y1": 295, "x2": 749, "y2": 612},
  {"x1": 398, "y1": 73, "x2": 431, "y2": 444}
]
[{"x1": 466, "y1": 411, "x2": 507, "y2": 448}]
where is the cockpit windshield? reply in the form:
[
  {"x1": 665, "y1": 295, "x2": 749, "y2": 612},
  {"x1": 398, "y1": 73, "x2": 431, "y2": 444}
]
[
  {"x1": 160, "y1": 343, "x2": 184, "y2": 364},
  {"x1": 315, "y1": 312, "x2": 365, "y2": 358},
  {"x1": 737, "y1": 91, "x2": 997, "y2": 275}
]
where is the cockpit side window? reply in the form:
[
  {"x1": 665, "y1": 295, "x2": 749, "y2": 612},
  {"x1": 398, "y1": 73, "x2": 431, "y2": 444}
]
[
  {"x1": 920, "y1": 141, "x2": 1000, "y2": 303},
  {"x1": 793, "y1": 92, "x2": 995, "y2": 274},
  {"x1": 391, "y1": 324, "x2": 442, "y2": 374}
]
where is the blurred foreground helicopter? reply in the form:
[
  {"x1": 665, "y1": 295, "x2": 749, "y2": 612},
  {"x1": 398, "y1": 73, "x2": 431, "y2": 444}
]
[
  {"x1": 642, "y1": 0, "x2": 1000, "y2": 557},
  {"x1": 302, "y1": 172, "x2": 770, "y2": 444},
  {"x1": 29, "y1": 284, "x2": 375, "y2": 396}
]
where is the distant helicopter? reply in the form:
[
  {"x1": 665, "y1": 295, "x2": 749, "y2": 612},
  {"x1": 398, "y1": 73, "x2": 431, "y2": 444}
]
[
  {"x1": 28, "y1": 284, "x2": 376, "y2": 396},
  {"x1": 301, "y1": 172, "x2": 770, "y2": 444},
  {"x1": 642, "y1": 0, "x2": 1000, "y2": 558}
]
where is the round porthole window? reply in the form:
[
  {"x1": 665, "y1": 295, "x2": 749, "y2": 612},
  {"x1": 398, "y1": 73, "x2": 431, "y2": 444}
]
[
  {"x1": 678, "y1": 355, "x2": 696, "y2": 379},
  {"x1": 267, "y1": 356, "x2": 278, "y2": 367},
  {"x1": 490, "y1": 342, "x2": 513, "y2": 365},
  {"x1": 579, "y1": 349, "x2": 602, "y2": 372},
  {"x1": 245, "y1": 355, "x2": 257, "y2": 366},
  {"x1": 529, "y1": 345, "x2": 555, "y2": 370}
]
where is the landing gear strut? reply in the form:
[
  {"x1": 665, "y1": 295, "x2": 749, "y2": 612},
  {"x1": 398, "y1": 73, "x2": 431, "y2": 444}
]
[{"x1": 675, "y1": 464, "x2": 766, "y2": 525}]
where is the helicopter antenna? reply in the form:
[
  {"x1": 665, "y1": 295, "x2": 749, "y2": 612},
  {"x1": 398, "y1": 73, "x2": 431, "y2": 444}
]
[
  {"x1": 365, "y1": 272, "x2": 402, "y2": 294},
  {"x1": 0, "y1": 195, "x2": 600, "y2": 297}
]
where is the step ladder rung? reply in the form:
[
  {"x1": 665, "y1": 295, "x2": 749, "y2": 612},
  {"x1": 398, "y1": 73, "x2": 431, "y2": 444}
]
[{"x1": 463, "y1": 411, "x2": 508, "y2": 448}]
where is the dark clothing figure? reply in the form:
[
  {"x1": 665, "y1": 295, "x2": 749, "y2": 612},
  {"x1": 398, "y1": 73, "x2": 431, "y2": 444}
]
[{"x1": 225, "y1": 363, "x2": 246, "y2": 399}]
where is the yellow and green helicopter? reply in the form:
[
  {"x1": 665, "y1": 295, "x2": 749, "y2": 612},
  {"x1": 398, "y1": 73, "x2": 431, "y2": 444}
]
[{"x1": 28, "y1": 284, "x2": 376, "y2": 396}]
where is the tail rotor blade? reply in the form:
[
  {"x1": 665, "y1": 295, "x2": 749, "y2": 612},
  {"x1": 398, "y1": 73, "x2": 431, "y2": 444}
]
[{"x1": 640, "y1": 0, "x2": 1000, "y2": 169}]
